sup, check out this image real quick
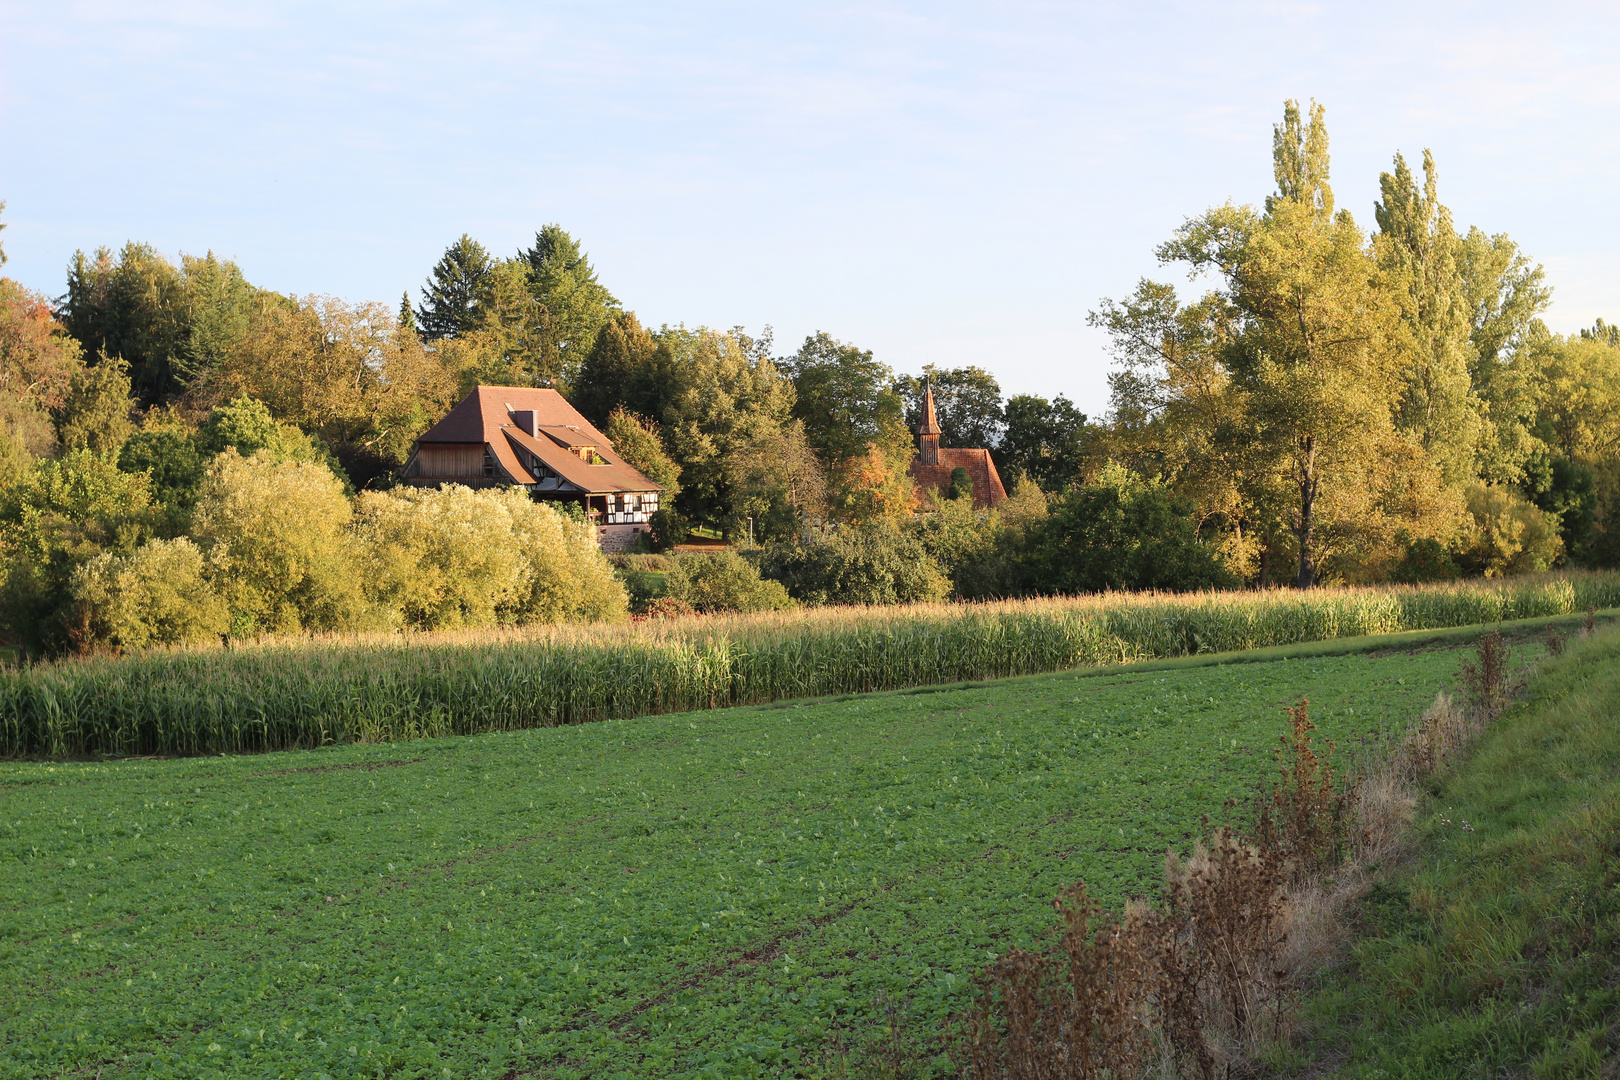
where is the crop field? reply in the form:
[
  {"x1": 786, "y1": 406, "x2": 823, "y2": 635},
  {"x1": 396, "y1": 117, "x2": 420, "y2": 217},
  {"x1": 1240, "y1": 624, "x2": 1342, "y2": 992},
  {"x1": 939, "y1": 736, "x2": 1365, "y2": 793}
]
[
  {"x1": 0, "y1": 633, "x2": 1527, "y2": 1079},
  {"x1": 3, "y1": 571, "x2": 1614, "y2": 759}
]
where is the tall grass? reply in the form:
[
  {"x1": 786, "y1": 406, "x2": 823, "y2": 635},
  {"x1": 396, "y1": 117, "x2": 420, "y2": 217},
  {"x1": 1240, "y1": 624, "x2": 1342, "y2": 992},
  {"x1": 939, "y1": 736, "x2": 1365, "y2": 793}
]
[{"x1": 3, "y1": 572, "x2": 1617, "y2": 759}]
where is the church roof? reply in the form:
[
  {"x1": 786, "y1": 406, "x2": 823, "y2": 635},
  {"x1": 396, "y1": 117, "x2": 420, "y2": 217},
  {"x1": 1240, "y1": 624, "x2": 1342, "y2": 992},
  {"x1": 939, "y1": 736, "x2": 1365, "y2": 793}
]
[{"x1": 909, "y1": 447, "x2": 1008, "y2": 511}]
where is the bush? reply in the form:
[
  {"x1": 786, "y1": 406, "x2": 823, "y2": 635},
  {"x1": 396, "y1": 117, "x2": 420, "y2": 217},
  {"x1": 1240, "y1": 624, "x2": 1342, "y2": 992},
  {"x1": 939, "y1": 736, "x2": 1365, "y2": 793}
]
[
  {"x1": 759, "y1": 521, "x2": 950, "y2": 605},
  {"x1": 1023, "y1": 468, "x2": 1235, "y2": 594},
  {"x1": 1390, "y1": 535, "x2": 1462, "y2": 584},
  {"x1": 69, "y1": 537, "x2": 229, "y2": 651},
  {"x1": 0, "y1": 450, "x2": 156, "y2": 655},
  {"x1": 353, "y1": 485, "x2": 627, "y2": 628},
  {"x1": 663, "y1": 550, "x2": 793, "y2": 613},
  {"x1": 1457, "y1": 483, "x2": 1564, "y2": 577},
  {"x1": 190, "y1": 449, "x2": 365, "y2": 634}
]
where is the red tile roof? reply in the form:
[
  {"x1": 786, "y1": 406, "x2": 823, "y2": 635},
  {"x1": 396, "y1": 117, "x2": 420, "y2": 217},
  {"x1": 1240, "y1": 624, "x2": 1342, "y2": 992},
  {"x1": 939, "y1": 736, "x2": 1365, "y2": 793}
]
[
  {"x1": 909, "y1": 447, "x2": 1007, "y2": 511},
  {"x1": 410, "y1": 386, "x2": 662, "y2": 495}
]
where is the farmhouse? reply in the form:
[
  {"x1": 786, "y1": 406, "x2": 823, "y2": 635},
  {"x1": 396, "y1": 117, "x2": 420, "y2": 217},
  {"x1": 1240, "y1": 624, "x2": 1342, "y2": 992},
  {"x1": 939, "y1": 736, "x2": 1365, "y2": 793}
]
[
  {"x1": 908, "y1": 380, "x2": 1007, "y2": 511},
  {"x1": 403, "y1": 385, "x2": 664, "y2": 552}
]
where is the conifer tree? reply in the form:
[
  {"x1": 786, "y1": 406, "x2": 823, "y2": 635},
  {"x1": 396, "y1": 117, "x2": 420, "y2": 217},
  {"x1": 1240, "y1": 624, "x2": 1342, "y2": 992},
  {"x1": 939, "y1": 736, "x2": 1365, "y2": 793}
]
[
  {"x1": 416, "y1": 235, "x2": 494, "y2": 341},
  {"x1": 397, "y1": 291, "x2": 417, "y2": 339},
  {"x1": 521, "y1": 225, "x2": 619, "y2": 382}
]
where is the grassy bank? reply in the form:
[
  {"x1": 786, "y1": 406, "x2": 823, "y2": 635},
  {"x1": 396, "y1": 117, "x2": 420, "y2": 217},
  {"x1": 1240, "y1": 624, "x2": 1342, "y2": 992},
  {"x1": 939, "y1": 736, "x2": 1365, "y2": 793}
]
[
  {"x1": 0, "y1": 637, "x2": 1478, "y2": 1079},
  {"x1": 2, "y1": 572, "x2": 1615, "y2": 758},
  {"x1": 1276, "y1": 622, "x2": 1620, "y2": 1076}
]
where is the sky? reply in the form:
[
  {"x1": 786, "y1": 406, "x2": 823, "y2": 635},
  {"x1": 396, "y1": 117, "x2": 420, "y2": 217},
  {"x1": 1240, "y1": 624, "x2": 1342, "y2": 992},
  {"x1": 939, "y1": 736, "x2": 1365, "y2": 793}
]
[{"x1": 1, "y1": 1, "x2": 1617, "y2": 416}]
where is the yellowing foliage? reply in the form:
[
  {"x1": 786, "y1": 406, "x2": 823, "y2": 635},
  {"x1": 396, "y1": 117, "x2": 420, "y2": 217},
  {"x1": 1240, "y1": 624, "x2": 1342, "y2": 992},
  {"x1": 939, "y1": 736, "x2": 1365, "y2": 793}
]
[{"x1": 352, "y1": 484, "x2": 625, "y2": 629}]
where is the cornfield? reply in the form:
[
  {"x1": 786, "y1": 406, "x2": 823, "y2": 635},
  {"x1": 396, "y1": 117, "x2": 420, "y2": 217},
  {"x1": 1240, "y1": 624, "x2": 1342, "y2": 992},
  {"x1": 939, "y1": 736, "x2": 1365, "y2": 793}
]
[{"x1": 4, "y1": 572, "x2": 1616, "y2": 759}]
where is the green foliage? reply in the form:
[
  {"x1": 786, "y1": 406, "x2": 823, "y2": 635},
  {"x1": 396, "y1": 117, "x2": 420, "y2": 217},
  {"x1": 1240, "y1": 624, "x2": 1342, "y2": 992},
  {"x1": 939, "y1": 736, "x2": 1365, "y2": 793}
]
[
  {"x1": 0, "y1": 641, "x2": 1496, "y2": 1076},
  {"x1": 1457, "y1": 483, "x2": 1563, "y2": 578},
  {"x1": 1390, "y1": 535, "x2": 1461, "y2": 584},
  {"x1": 601, "y1": 406, "x2": 681, "y2": 498},
  {"x1": 760, "y1": 521, "x2": 951, "y2": 605},
  {"x1": 1287, "y1": 626, "x2": 1620, "y2": 1076},
  {"x1": 60, "y1": 243, "x2": 274, "y2": 404},
  {"x1": 0, "y1": 450, "x2": 154, "y2": 654},
  {"x1": 415, "y1": 234, "x2": 495, "y2": 341},
  {"x1": 571, "y1": 310, "x2": 660, "y2": 426},
  {"x1": 51, "y1": 354, "x2": 134, "y2": 453},
  {"x1": 117, "y1": 425, "x2": 204, "y2": 510},
  {"x1": 945, "y1": 465, "x2": 973, "y2": 502},
  {"x1": 189, "y1": 450, "x2": 365, "y2": 635},
  {"x1": 1025, "y1": 468, "x2": 1236, "y2": 594},
  {"x1": 785, "y1": 331, "x2": 905, "y2": 468},
  {"x1": 194, "y1": 396, "x2": 350, "y2": 487},
  {"x1": 69, "y1": 537, "x2": 229, "y2": 651},
  {"x1": 662, "y1": 550, "x2": 793, "y2": 613},
  {"x1": 894, "y1": 365, "x2": 1005, "y2": 450},
  {"x1": 521, "y1": 224, "x2": 620, "y2": 385},
  {"x1": 1000, "y1": 393, "x2": 1091, "y2": 493},
  {"x1": 352, "y1": 485, "x2": 627, "y2": 629}
]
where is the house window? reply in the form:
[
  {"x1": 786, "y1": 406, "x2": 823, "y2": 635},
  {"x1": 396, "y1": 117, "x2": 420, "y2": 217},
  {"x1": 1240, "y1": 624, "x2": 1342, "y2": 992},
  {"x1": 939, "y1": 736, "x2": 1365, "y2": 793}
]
[{"x1": 483, "y1": 451, "x2": 495, "y2": 478}]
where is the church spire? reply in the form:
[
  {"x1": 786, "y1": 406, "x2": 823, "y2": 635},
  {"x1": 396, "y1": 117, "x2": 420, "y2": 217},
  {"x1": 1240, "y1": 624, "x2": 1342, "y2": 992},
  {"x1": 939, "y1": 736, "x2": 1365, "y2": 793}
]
[{"x1": 917, "y1": 377, "x2": 941, "y2": 466}]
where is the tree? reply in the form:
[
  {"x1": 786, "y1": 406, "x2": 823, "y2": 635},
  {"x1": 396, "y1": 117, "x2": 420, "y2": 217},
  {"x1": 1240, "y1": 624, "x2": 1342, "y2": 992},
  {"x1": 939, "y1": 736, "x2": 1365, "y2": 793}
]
[
  {"x1": 894, "y1": 365, "x2": 1005, "y2": 449},
  {"x1": 784, "y1": 332, "x2": 905, "y2": 467},
  {"x1": 69, "y1": 537, "x2": 229, "y2": 651},
  {"x1": 352, "y1": 485, "x2": 624, "y2": 629},
  {"x1": 1160, "y1": 100, "x2": 1416, "y2": 588},
  {"x1": 0, "y1": 200, "x2": 7, "y2": 266},
  {"x1": 0, "y1": 450, "x2": 156, "y2": 654},
  {"x1": 53, "y1": 354, "x2": 135, "y2": 454},
  {"x1": 758, "y1": 521, "x2": 950, "y2": 605},
  {"x1": 573, "y1": 311, "x2": 659, "y2": 426},
  {"x1": 60, "y1": 244, "x2": 276, "y2": 404},
  {"x1": 1374, "y1": 150, "x2": 1481, "y2": 486},
  {"x1": 1000, "y1": 393, "x2": 1092, "y2": 493},
  {"x1": 189, "y1": 449, "x2": 364, "y2": 634},
  {"x1": 416, "y1": 235, "x2": 495, "y2": 341},
  {"x1": 602, "y1": 407, "x2": 682, "y2": 497},
  {"x1": 1023, "y1": 466, "x2": 1236, "y2": 594},
  {"x1": 662, "y1": 550, "x2": 793, "y2": 613},
  {"x1": 521, "y1": 225, "x2": 619, "y2": 385},
  {"x1": 653, "y1": 326, "x2": 798, "y2": 534},
  {"x1": 0, "y1": 277, "x2": 85, "y2": 465}
]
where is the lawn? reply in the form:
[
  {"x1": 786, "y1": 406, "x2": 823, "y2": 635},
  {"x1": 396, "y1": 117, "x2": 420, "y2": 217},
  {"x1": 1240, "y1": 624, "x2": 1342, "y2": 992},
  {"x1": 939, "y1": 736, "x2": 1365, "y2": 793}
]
[
  {"x1": 1276, "y1": 623, "x2": 1620, "y2": 1077},
  {"x1": 0, "y1": 638, "x2": 1506, "y2": 1079}
]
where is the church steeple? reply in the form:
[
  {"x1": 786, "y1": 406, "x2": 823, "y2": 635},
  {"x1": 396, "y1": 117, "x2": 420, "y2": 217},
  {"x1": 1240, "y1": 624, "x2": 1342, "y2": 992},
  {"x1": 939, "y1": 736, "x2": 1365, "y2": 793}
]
[{"x1": 917, "y1": 378, "x2": 941, "y2": 466}]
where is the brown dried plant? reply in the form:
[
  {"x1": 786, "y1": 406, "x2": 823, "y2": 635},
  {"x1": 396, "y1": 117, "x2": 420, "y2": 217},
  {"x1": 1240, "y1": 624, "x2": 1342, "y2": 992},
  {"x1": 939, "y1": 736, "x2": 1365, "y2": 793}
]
[
  {"x1": 1544, "y1": 624, "x2": 1565, "y2": 658},
  {"x1": 1456, "y1": 630, "x2": 1511, "y2": 720}
]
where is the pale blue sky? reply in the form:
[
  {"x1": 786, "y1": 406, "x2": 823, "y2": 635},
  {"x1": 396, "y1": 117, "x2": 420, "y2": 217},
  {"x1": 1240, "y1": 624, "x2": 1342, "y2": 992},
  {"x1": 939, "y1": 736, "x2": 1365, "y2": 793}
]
[{"x1": 2, "y1": 1, "x2": 1616, "y2": 414}]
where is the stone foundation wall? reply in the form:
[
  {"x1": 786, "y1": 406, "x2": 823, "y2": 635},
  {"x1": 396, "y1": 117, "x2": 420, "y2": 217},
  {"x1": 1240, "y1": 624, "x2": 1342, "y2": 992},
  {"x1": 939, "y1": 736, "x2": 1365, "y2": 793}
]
[{"x1": 595, "y1": 524, "x2": 646, "y2": 553}]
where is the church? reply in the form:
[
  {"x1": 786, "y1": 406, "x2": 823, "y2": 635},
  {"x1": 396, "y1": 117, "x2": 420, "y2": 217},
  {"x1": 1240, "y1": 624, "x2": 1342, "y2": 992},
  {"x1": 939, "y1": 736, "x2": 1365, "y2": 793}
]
[{"x1": 907, "y1": 381, "x2": 1007, "y2": 511}]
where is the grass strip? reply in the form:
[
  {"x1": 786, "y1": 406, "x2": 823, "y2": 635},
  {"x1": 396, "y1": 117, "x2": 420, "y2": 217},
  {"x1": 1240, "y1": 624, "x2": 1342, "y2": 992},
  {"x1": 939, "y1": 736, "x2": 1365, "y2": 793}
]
[{"x1": 1277, "y1": 622, "x2": 1620, "y2": 1077}]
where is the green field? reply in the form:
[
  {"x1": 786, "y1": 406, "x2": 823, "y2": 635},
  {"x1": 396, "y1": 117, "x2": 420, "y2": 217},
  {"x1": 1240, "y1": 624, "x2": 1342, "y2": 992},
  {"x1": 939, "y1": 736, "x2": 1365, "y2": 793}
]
[{"x1": 0, "y1": 632, "x2": 1521, "y2": 1080}]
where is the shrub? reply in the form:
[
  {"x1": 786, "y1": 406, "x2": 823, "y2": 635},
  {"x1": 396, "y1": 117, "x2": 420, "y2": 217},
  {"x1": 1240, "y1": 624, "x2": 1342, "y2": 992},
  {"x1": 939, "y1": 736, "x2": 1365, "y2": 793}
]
[
  {"x1": 663, "y1": 550, "x2": 793, "y2": 613},
  {"x1": 1023, "y1": 467, "x2": 1236, "y2": 594},
  {"x1": 0, "y1": 450, "x2": 156, "y2": 655},
  {"x1": 1390, "y1": 535, "x2": 1461, "y2": 584},
  {"x1": 1457, "y1": 483, "x2": 1564, "y2": 577},
  {"x1": 190, "y1": 449, "x2": 365, "y2": 634},
  {"x1": 354, "y1": 485, "x2": 627, "y2": 628},
  {"x1": 69, "y1": 537, "x2": 229, "y2": 651},
  {"x1": 759, "y1": 521, "x2": 950, "y2": 605}
]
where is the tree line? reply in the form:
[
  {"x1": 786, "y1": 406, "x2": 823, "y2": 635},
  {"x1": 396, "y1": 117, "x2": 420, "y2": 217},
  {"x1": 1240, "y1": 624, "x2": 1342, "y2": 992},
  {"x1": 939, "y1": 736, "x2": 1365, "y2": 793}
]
[{"x1": 0, "y1": 100, "x2": 1616, "y2": 655}]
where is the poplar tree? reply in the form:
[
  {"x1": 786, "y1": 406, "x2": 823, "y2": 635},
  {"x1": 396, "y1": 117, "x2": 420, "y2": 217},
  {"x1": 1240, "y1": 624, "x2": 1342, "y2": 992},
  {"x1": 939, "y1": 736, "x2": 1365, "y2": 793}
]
[
  {"x1": 1374, "y1": 150, "x2": 1481, "y2": 485},
  {"x1": 1160, "y1": 100, "x2": 1416, "y2": 587}
]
